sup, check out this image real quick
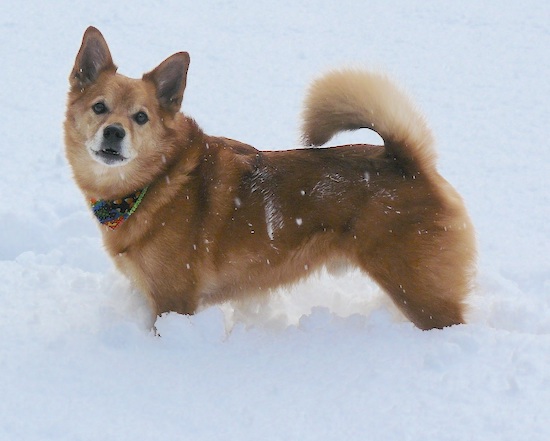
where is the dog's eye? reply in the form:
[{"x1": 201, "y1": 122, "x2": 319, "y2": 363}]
[
  {"x1": 134, "y1": 111, "x2": 149, "y2": 125},
  {"x1": 92, "y1": 102, "x2": 107, "y2": 115}
]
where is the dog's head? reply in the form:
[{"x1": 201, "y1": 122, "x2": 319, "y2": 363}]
[{"x1": 64, "y1": 27, "x2": 190, "y2": 199}]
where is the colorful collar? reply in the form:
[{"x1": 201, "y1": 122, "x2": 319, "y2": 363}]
[{"x1": 90, "y1": 186, "x2": 148, "y2": 230}]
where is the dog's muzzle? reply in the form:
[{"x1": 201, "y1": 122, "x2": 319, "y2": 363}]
[{"x1": 95, "y1": 123, "x2": 128, "y2": 165}]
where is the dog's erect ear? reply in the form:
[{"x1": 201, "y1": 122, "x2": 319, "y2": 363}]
[
  {"x1": 143, "y1": 52, "x2": 190, "y2": 112},
  {"x1": 70, "y1": 26, "x2": 116, "y2": 90}
]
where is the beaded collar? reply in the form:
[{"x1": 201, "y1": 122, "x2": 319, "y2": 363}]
[{"x1": 90, "y1": 187, "x2": 148, "y2": 230}]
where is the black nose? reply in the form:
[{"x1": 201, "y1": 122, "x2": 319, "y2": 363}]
[{"x1": 103, "y1": 124, "x2": 126, "y2": 141}]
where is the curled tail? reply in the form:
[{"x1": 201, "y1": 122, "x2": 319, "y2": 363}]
[{"x1": 301, "y1": 69, "x2": 436, "y2": 173}]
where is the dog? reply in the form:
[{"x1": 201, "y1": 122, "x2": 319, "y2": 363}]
[{"x1": 64, "y1": 26, "x2": 476, "y2": 330}]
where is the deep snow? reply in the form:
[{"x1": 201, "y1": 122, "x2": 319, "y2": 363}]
[{"x1": 1, "y1": 1, "x2": 549, "y2": 440}]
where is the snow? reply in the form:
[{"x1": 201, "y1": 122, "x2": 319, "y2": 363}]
[{"x1": 1, "y1": 1, "x2": 550, "y2": 439}]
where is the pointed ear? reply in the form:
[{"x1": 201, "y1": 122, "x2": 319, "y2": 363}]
[
  {"x1": 143, "y1": 52, "x2": 190, "y2": 112},
  {"x1": 70, "y1": 26, "x2": 116, "y2": 90}
]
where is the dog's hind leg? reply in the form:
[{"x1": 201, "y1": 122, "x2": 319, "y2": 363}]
[
  {"x1": 355, "y1": 227, "x2": 474, "y2": 330},
  {"x1": 361, "y1": 257, "x2": 465, "y2": 330}
]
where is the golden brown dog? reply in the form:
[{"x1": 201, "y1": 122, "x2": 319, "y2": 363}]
[{"x1": 65, "y1": 27, "x2": 476, "y2": 330}]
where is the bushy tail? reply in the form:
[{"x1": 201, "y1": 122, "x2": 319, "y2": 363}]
[{"x1": 301, "y1": 69, "x2": 436, "y2": 172}]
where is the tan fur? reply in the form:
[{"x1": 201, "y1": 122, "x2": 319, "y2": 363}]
[{"x1": 65, "y1": 27, "x2": 476, "y2": 330}]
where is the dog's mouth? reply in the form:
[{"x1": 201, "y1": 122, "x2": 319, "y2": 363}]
[{"x1": 93, "y1": 146, "x2": 129, "y2": 166}]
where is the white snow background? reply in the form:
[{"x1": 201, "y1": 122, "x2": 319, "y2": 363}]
[{"x1": 1, "y1": 1, "x2": 549, "y2": 439}]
